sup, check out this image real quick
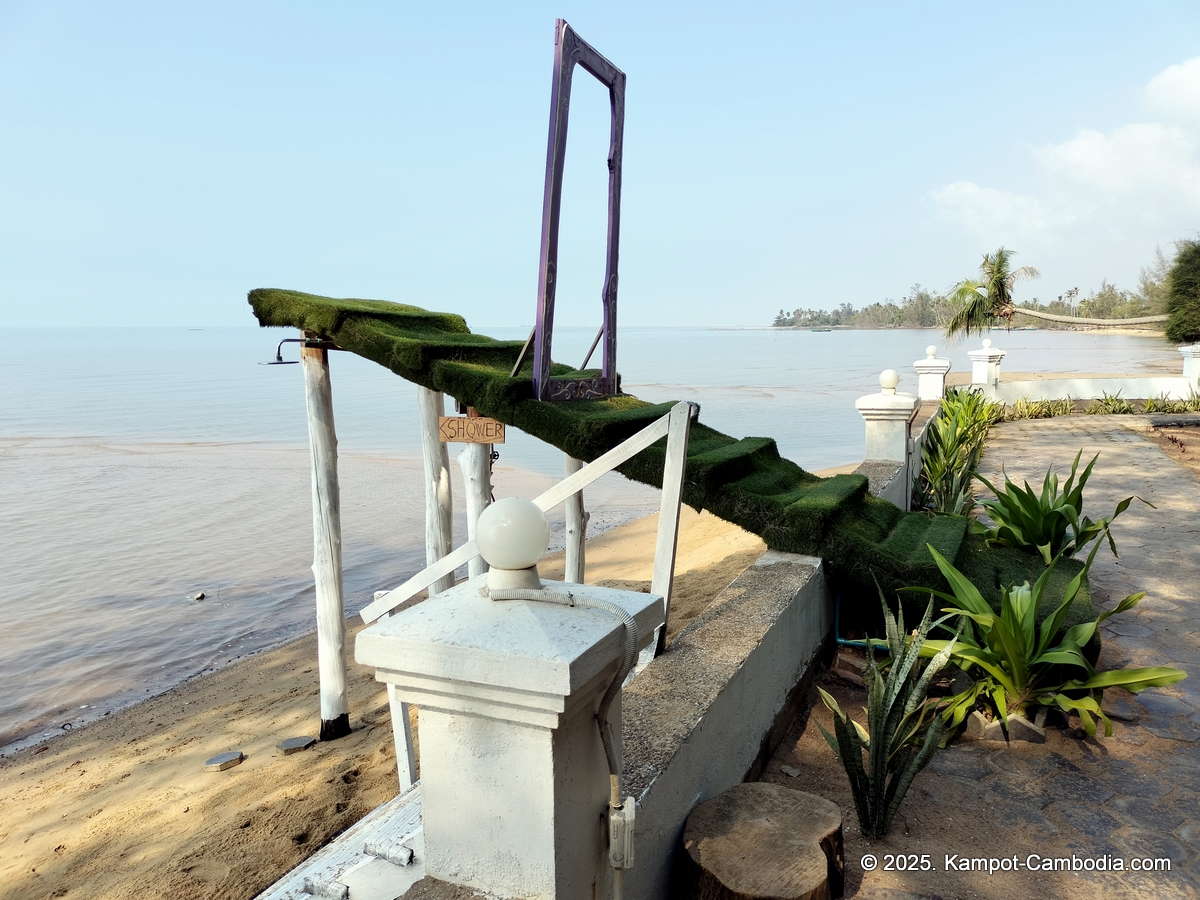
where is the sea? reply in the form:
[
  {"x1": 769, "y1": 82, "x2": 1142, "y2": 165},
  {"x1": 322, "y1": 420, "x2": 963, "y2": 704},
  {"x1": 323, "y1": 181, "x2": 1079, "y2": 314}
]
[{"x1": 0, "y1": 325, "x2": 1183, "y2": 750}]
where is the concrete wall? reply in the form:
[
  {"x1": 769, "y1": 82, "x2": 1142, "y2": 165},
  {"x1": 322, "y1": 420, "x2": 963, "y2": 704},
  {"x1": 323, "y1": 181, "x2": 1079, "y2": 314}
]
[
  {"x1": 986, "y1": 375, "x2": 1194, "y2": 404},
  {"x1": 619, "y1": 552, "x2": 833, "y2": 900}
]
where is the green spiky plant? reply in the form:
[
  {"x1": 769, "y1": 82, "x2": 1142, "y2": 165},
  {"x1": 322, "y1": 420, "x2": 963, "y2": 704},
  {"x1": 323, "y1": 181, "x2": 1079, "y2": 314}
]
[
  {"x1": 1087, "y1": 391, "x2": 1135, "y2": 415},
  {"x1": 912, "y1": 388, "x2": 1003, "y2": 515},
  {"x1": 918, "y1": 543, "x2": 1187, "y2": 736},
  {"x1": 818, "y1": 594, "x2": 957, "y2": 839},
  {"x1": 972, "y1": 451, "x2": 1144, "y2": 565}
]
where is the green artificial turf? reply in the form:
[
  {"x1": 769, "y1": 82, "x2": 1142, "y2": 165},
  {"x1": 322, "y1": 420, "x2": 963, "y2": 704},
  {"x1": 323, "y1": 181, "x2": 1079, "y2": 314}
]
[{"x1": 250, "y1": 288, "x2": 1098, "y2": 645}]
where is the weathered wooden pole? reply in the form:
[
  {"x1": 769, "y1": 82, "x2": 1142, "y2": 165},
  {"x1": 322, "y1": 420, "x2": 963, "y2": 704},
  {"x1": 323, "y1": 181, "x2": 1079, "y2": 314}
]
[
  {"x1": 301, "y1": 342, "x2": 350, "y2": 741},
  {"x1": 417, "y1": 387, "x2": 455, "y2": 595},
  {"x1": 564, "y1": 455, "x2": 588, "y2": 583},
  {"x1": 456, "y1": 440, "x2": 492, "y2": 578}
]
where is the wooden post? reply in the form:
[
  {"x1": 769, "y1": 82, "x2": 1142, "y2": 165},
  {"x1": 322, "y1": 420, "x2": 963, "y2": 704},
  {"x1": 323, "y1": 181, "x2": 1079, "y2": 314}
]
[
  {"x1": 457, "y1": 442, "x2": 492, "y2": 578},
  {"x1": 417, "y1": 387, "x2": 455, "y2": 595},
  {"x1": 301, "y1": 343, "x2": 350, "y2": 741},
  {"x1": 652, "y1": 402, "x2": 693, "y2": 656},
  {"x1": 564, "y1": 455, "x2": 588, "y2": 583}
]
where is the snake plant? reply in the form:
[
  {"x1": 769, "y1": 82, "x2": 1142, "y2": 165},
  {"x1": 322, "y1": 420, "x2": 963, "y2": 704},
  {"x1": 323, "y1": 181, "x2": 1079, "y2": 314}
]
[{"x1": 819, "y1": 593, "x2": 956, "y2": 839}]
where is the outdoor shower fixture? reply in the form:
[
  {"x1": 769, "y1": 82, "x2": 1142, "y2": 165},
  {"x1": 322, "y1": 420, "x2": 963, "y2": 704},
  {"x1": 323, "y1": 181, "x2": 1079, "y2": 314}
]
[
  {"x1": 260, "y1": 338, "x2": 302, "y2": 365},
  {"x1": 259, "y1": 336, "x2": 342, "y2": 365},
  {"x1": 529, "y1": 18, "x2": 626, "y2": 402}
]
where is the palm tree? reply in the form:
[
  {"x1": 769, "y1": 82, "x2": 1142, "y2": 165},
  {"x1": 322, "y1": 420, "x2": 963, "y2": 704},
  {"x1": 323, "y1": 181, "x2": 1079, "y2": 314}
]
[
  {"x1": 944, "y1": 246, "x2": 1169, "y2": 339},
  {"x1": 944, "y1": 247, "x2": 1040, "y2": 338}
]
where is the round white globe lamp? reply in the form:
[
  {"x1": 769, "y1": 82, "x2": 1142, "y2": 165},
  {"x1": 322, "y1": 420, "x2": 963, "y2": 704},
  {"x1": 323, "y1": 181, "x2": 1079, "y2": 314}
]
[{"x1": 477, "y1": 497, "x2": 551, "y2": 592}]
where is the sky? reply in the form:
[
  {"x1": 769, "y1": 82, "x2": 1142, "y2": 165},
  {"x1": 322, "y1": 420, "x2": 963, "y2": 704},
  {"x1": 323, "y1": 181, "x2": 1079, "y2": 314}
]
[{"x1": 3, "y1": 1, "x2": 1200, "y2": 328}]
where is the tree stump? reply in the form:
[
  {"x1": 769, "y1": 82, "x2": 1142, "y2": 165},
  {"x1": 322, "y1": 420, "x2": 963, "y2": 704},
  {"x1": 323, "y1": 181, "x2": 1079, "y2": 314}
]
[{"x1": 674, "y1": 783, "x2": 843, "y2": 900}]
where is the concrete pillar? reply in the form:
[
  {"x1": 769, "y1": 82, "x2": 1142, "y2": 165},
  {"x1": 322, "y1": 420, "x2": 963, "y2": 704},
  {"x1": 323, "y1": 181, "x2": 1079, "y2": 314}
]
[
  {"x1": 856, "y1": 370, "x2": 920, "y2": 462},
  {"x1": 356, "y1": 575, "x2": 664, "y2": 900},
  {"x1": 1180, "y1": 344, "x2": 1200, "y2": 388},
  {"x1": 855, "y1": 370, "x2": 920, "y2": 508},
  {"x1": 968, "y1": 338, "x2": 1006, "y2": 392},
  {"x1": 913, "y1": 345, "x2": 952, "y2": 401}
]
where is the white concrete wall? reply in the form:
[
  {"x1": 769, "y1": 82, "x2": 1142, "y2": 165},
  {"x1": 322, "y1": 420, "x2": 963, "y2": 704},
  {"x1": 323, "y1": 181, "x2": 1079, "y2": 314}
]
[
  {"x1": 620, "y1": 552, "x2": 833, "y2": 900},
  {"x1": 987, "y1": 375, "x2": 1193, "y2": 404}
]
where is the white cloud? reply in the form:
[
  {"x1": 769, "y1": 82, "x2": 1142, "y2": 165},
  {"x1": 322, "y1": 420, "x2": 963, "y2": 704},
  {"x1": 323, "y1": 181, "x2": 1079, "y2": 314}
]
[
  {"x1": 1146, "y1": 57, "x2": 1200, "y2": 124},
  {"x1": 931, "y1": 57, "x2": 1200, "y2": 278},
  {"x1": 930, "y1": 181, "x2": 1053, "y2": 237}
]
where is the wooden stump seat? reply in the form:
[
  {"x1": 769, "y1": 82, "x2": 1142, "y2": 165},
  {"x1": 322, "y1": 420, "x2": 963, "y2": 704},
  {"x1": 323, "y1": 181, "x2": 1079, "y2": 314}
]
[{"x1": 674, "y1": 783, "x2": 844, "y2": 900}]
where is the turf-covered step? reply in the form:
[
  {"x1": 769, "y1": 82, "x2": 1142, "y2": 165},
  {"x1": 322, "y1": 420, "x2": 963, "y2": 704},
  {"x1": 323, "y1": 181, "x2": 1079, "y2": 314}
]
[{"x1": 248, "y1": 289, "x2": 1095, "y2": 629}]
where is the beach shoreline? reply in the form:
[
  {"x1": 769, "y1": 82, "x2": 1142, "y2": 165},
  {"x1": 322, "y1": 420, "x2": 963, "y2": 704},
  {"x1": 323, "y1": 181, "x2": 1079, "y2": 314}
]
[{"x1": 0, "y1": 507, "x2": 767, "y2": 900}]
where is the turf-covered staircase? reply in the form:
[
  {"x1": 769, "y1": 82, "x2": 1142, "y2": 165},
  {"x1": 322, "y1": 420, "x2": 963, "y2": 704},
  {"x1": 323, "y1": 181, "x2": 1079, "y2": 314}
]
[{"x1": 250, "y1": 288, "x2": 1094, "y2": 632}]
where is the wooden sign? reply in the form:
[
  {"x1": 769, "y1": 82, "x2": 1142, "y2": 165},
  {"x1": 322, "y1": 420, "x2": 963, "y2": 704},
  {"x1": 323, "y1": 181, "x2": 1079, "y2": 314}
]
[{"x1": 438, "y1": 416, "x2": 505, "y2": 444}]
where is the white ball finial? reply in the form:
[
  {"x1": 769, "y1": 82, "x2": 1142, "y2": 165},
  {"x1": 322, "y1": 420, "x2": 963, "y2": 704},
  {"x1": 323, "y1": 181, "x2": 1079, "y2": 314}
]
[
  {"x1": 926, "y1": 345, "x2": 937, "y2": 359},
  {"x1": 879, "y1": 369, "x2": 900, "y2": 393},
  {"x1": 982, "y1": 338, "x2": 992, "y2": 349},
  {"x1": 478, "y1": 497, "x2": 550, "y2": 574}
]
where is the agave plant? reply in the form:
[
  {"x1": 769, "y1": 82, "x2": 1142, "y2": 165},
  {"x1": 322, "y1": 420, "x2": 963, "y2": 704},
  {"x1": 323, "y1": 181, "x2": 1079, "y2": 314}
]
[
  {"x1": 918, "y1": 543, "x2": 1187, "y2": 736},
  {"x1": 972, "y1": 450, "x2": 1145, "y2": 565},
  {"x1": 912, "y1": 388, "x2": 1003, "y2": 515},
  {"x1": 818, "y1": 594, "x2": 957, "y2": 839}
]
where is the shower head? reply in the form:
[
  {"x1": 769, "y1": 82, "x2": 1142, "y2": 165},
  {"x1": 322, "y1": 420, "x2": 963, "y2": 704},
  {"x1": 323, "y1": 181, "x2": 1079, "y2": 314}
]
[{"x1": 260, "y1": 338, "x2": 302, "y2": 365}]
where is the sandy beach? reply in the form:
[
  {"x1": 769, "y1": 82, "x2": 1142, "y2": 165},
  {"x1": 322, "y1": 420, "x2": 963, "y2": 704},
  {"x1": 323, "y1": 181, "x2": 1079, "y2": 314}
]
[{"x1": 0, "y1": 507, "x2": 766, "y2": 900}]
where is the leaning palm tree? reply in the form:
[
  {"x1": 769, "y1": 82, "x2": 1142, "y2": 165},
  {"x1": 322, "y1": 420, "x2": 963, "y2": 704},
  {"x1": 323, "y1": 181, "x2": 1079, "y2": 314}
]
[
  {"x1": 944, "y1": 247, "x2": 1040, "y2": 338},
  {"x1": 944, "y1": 246, "x2": 1169, "y2": 339}
]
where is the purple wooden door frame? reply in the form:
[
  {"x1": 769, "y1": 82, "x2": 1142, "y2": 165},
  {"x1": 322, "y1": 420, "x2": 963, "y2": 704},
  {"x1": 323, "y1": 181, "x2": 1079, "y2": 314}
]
[{"x1": 532, "y1": 18, "x2": 626, "y2": 402}]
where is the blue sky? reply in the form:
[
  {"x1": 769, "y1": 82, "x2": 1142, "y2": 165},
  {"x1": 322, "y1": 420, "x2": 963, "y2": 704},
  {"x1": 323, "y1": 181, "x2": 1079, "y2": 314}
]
[{"x1": 3, "y1": 1, "x2": 1200, "y2": 328}]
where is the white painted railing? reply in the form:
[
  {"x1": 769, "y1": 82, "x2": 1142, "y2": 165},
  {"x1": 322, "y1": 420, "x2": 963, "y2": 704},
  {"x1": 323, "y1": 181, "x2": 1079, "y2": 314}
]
[{"x1": 360, "y1": 400, "x2": 697, "y2": 791}]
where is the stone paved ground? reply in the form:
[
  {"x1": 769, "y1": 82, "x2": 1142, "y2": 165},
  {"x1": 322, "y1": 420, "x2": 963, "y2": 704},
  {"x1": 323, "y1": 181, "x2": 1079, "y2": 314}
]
[{"x1": 766, "y1": 416, "x2": 1200, "y2": 899}]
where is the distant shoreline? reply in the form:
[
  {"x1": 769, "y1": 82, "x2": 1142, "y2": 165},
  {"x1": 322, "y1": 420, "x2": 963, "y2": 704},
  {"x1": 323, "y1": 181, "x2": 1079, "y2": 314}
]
[{"x1": 768, "y1": 324, "x2": 1167, "y2": 337}]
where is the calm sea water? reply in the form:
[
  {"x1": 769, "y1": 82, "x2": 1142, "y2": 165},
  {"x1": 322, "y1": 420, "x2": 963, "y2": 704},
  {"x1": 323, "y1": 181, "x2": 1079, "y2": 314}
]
[{"x1": 0, "y1": 325, "x2": 1180, "y2": 748}]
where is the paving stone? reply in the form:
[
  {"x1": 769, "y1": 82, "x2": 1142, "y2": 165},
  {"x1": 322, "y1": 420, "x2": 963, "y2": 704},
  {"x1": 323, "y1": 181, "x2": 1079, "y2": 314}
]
[
  {"x1": 1116, "y1": 828, "x2": 1196, "y2": 869},
  {"x1": 277, "y1": 735, "x2": 317, "y2": 755},
  {"x1": 1104, "y1": 619, "x2": 1154, "y2": 638},
  {"x1": 1106, "y1": 795, "x2": 1188, "y2": 831},
  {"x1": 1111, "y1": 635, "x2": 1159, "y2": 654},
  {"x1": 927, "y1": 746, "x2": 992, "y2": 781},
  {"x1": 1175, "y1": 820, "x2": 1200, "y2": 845},
  {"x1": 1042, "y1": 773, "x2": 1113, "y2": 805},
  {"x1": 1142, "y1": 718, "x2": 1200, "y2": 743},
  {"x1": 1101, "y1": 693, "x2": 1143, "y2": 722},
  {"x1": 989, "y1": 799, "x2": 1059, "y2": 836},
  {"x1": 919, "y1": 774, "x2": 986, "y2": 808},
  {"x1": 204, "y1": 750, "x2": 244, "y2": 771},
  {"x1": 987, "y1": 751, "x2": 1061, "y2": 780},
  {"x1": 1051, "y1": 803, "x2": 1123, "y2": 840},
  {"x1": 1110, "y1": 724, "x2": 1150, "y2": 746},
  {"x1": 1135, "y1": 693, "x2": 1196, "y2": 717},
  {"x1": 1100, "y1": 765, "x2": 1171, "y2": 800},
  {"x1": 1150, "y1": 631, "x2": 1199, "y2": 653}
]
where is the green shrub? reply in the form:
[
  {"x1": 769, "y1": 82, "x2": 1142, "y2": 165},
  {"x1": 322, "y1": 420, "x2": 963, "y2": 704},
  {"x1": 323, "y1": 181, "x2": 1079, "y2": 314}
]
[
  {"x1": 919, "y1": 544, "x2": 1187, "y2": 736},
  {"x1": 972, "y1": 451, "x2": 1143, "y2": 565},
  {"x1": 819, "y1": 593, "x2": 954, "y2": 838},
  {"x1": 912, "y1": 388, "x2": 1003, "y2": 515}
]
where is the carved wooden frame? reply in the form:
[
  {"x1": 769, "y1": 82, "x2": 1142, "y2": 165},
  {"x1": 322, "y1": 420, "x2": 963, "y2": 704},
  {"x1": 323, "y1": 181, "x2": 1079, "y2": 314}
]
[{"x1": 532, "y1": 19, "x2": 625, "y2": 401}]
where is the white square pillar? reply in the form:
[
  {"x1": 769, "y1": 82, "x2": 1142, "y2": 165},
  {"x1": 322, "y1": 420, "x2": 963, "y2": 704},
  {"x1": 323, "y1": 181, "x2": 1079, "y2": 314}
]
[
  {"x1": 855, "y1": 370, "x2": 921, "y2": 463},
  {"x1": 968, "y1": 338, "x2": 1005, "y2": 390},
  {"x1": 356, "y1": 575, "x2": 664, "y2": 900},
  {"x1": 913, "y1": 345, "x2": 952, "y2": 401}
]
